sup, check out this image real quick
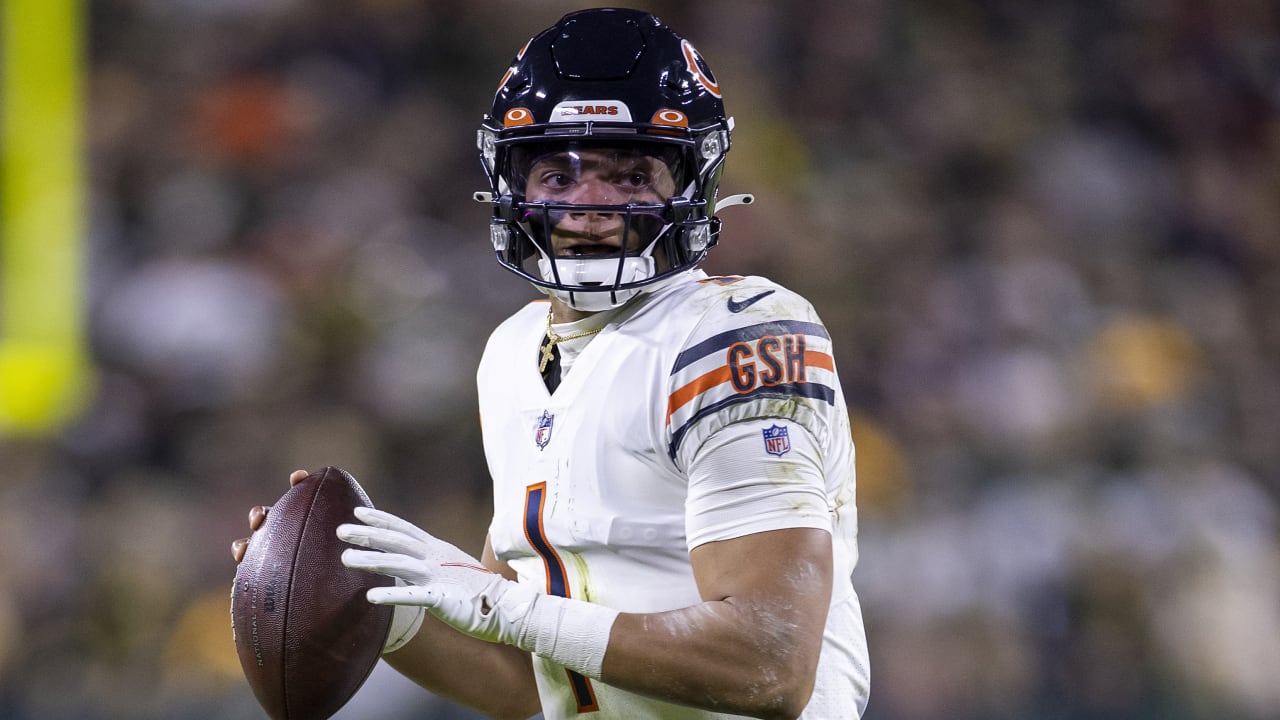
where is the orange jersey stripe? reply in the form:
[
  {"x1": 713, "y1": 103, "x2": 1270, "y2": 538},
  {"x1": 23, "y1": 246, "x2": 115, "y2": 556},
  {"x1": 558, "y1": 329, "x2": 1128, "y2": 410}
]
[
  {"x1": 807, "y1": 350, "x2": 834, "y2": 373},
  {"x1": 666, "y1": 365, "x2": 732, "y2": 424}
]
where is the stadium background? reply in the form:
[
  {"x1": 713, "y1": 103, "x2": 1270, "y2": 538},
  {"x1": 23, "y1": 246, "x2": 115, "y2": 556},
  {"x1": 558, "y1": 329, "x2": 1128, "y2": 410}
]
[{"x1": 1, "y1": 1, "x2": 1278, "y2": 718}]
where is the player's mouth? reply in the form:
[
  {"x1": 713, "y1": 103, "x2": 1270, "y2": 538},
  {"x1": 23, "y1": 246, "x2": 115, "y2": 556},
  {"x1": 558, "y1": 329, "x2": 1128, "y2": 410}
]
[
  {"x1": 556, "y1": 230, "x2": 624, "y2": 256},
  {"x1": 562, "y1": 243, "x2": 621, "y2": 257}
]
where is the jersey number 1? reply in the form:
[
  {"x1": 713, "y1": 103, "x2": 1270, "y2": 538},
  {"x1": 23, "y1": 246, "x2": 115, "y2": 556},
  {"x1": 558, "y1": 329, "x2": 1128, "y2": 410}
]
[{"x1": 525, "y1": 482, "x2": 600, "y2": 713}]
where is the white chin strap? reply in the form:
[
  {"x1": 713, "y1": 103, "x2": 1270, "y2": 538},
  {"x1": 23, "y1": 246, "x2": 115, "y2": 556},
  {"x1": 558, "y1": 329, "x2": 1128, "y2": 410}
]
[{"x1": 535, "y1": 256, "x2": 656, "y2": 311}]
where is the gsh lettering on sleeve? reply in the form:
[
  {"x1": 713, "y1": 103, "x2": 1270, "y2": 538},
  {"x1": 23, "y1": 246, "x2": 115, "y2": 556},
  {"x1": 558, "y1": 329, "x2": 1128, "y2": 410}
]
[{"x1": 728, "y1": 334, "x2": 806, "y2": 392}]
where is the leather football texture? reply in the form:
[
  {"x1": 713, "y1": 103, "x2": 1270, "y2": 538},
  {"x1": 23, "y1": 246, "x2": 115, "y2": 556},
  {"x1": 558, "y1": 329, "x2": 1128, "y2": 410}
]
[{"x1": 231, "y1": 466, "x2": 393, "y2": 720}]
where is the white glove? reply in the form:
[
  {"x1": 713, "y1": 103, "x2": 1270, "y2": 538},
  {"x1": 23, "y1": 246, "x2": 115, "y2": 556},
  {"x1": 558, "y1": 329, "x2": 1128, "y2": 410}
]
[{"x1": 337, "y1": 506, "x2": 618, "y2": 678}]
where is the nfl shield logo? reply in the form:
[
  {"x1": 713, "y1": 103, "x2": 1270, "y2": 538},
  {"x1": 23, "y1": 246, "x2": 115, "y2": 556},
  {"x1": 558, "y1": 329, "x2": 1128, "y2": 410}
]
[
  {"x1": 762, "y1": 424, "x2": 791, "y2": 457},
  {"x1": 535, "y1": 410, "x2": 555, "y2": 449}
]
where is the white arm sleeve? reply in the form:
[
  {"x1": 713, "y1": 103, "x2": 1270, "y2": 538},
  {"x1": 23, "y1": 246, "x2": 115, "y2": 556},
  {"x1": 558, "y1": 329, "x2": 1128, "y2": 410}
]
[{"x1": 684, "y1": 419, "x2": 833, "y2": 551}]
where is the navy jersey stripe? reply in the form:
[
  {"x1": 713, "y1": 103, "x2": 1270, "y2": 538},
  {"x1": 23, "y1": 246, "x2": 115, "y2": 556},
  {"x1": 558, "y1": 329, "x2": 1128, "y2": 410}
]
[
  {"x1": 524, "y1": 485, "x2": 567, "y2": 597},
  {"x1": 566, "y1": 669, "x2": 600, "y2": 712},
  {"x1": 672, "y1": 320, "x2": 829, "y2": 373},
  {"x1": 667, "y1": 381, "x2": 837, "y2": 459},
  {"x1": 524, "y1": 484, "x2": 599, "y2": 712}
]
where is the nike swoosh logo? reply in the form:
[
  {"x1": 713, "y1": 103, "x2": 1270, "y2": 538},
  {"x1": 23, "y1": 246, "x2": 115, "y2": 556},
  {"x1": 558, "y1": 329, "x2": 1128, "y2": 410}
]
[{"x1": 727, "y1": 290, "x2": 776, "y2": 313}]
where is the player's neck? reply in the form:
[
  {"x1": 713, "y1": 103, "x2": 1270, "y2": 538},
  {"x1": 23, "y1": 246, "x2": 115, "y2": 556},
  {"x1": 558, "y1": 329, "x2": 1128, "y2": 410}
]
[{"x1": 549, "y1": 299, "x2": 598, "y2": 324}]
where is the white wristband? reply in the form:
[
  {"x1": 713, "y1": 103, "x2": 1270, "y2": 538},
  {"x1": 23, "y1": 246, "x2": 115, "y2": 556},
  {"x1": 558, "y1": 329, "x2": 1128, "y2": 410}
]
[{"x1": 516, "y1": 593, "x2": 619, "y2": 679}]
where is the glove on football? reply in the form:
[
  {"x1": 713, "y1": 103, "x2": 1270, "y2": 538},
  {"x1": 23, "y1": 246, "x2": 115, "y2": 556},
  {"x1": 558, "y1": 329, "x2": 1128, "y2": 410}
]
[{"x1": 338, "y1": 506, "x2": 617, "y2": 678}]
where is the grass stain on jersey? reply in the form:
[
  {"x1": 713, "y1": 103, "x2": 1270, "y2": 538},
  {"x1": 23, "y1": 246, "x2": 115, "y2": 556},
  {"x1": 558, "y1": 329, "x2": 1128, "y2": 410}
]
[{"x1": 566, "y1": 551, "x2": 594, "y2": 603}]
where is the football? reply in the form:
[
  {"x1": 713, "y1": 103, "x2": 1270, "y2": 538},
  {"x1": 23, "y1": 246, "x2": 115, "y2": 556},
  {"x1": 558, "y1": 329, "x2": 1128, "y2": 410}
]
[{"x1": 231, "y1": 466, "x2": 393, "y2": 720}]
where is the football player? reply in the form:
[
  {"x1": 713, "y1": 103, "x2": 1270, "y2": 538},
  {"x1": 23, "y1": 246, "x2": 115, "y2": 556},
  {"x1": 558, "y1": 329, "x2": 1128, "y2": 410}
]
[{"x1": 236, "y1": 8, "x2": 869, "y2": 719}]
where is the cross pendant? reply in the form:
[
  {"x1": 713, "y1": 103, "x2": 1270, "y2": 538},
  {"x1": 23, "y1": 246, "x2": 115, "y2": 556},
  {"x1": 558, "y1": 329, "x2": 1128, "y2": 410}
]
[{"x1": 539, "y1": 340, "x2": 556, "y2": 373}]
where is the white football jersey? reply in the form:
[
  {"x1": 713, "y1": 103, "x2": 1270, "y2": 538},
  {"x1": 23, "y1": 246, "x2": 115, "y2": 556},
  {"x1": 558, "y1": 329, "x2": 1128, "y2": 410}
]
[{"x1": 477, "y1": 270, "x2": 870, "y2": 719}]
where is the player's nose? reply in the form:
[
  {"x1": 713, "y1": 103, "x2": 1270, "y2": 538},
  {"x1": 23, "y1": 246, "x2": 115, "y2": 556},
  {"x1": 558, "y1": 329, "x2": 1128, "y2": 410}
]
[{"x1": 566, "y1": 177, "x2": 624, "y2": 210}]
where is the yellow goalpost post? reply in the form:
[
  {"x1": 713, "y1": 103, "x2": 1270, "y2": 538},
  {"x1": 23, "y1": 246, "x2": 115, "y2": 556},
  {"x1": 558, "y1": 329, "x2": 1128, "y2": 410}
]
[{"x1": 0, "y1": 0, "x2": 91, "y2": 435}]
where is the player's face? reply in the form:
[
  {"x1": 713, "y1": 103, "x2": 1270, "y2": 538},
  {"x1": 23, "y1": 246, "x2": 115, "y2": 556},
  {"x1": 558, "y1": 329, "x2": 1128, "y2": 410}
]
[{"x1": 522, "y1": 147, "x2": 679, "y2": 259}]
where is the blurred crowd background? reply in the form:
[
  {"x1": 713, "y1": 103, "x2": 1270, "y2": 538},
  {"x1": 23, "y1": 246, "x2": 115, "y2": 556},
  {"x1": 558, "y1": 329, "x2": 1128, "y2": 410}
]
[{"x1": 1, "y1": 0, "x2": 1277, "y2": 718}]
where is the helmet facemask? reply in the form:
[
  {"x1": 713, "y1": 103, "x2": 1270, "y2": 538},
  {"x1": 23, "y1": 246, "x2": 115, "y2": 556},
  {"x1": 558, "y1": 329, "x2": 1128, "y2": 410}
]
[{"x1": 488, "y1": 138, "x2": 719, "y2": 311}]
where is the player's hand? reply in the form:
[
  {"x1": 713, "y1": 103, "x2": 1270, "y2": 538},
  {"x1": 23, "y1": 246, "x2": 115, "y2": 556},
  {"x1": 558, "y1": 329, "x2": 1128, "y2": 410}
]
[
  {"x1": 230, "y1": 469, "x2": 311, "y2": 562},
  {"x1": 341, "y1": 507, "x2": 619, "y2": 675},
  {"x1": 337, "y1": 506, "x2": 540, "y2": 648}
]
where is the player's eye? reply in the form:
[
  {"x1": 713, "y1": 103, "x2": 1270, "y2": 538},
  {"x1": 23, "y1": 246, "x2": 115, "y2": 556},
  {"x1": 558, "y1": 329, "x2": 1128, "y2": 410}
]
[
  {"x1": 538, "y1": 171, "x2": 574, "y2": 189},
  {"x1": 617, "y1": 171, "x2": 651, "y2": 190}
]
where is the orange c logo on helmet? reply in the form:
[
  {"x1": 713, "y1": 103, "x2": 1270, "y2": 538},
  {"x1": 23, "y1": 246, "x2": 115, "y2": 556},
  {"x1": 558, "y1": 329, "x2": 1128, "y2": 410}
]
[
  {"x1": 504, "y1": 107, "x2": 534, "y2": 127},
  {"x1": 681, "y1": 40, "x2": 721, "y2": 99}
]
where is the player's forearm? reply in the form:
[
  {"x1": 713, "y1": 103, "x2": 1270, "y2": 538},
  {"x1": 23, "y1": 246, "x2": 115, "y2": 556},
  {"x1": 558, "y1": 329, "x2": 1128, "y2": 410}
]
[
  {"x1": 598, "y1": 599, "x2": 827, "y2": 720},
  {"x1": 383, "y1": 613, "x2": 540, "y2": 720},
  {"x1": 513, "y1": 527, "x2": 834, "y2": 719}
]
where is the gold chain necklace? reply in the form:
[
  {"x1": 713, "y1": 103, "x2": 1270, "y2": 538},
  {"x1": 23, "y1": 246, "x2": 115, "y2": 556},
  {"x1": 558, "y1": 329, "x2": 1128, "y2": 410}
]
[{"x1": 539, "y1": 312, "x2": 603, "y2": 373}]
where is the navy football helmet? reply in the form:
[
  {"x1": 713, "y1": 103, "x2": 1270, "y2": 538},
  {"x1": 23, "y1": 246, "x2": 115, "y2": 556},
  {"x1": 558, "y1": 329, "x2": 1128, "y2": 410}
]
[{"x1": 476, "y1": 8, "x2": 752, "y2": 310}]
